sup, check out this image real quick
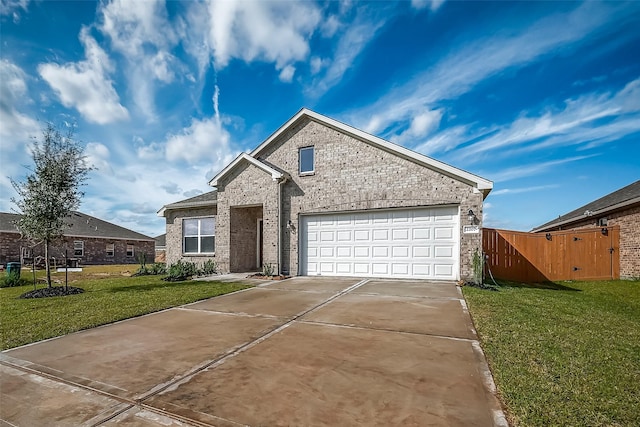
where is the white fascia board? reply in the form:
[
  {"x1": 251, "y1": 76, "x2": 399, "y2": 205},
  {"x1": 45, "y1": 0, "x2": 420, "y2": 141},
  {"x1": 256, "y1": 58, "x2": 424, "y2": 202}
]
[
  {"x1": 208, "y1": 152, "x2": 283, "y2": 187},
  {"x1": 251, "y1": 108, "x2": 493, "y2": 193},
  {"x1": 157, "y1": 207, "x2": 166, "y2": 217}
]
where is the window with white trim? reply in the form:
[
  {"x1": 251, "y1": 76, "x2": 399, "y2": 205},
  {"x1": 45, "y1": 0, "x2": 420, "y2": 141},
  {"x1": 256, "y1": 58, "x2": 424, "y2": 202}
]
[
  {"x1": 74, "y1": 241, "x2": 84, "y2": 257},
  {"x1": 299, "y1": 146, "x2": 314, "y2": 174},
  {"x1": 183, "y1": 217, "x2": 215, "y2": 254},
  {"x1": 106, "y1": 243, "x2": 115, "y2": 257},
  {"x1": 126, "y1": 244, "x2": 134, "y2": 257}
]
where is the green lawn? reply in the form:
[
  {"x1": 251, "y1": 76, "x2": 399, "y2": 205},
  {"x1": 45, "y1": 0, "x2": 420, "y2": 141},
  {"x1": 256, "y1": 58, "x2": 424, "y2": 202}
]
[
  {"x1": 0, "y1": 266, "x2": 249, "y2": 350},
  {"x1": 463, "y1": 280, "x2": 640, "y2": 427}
]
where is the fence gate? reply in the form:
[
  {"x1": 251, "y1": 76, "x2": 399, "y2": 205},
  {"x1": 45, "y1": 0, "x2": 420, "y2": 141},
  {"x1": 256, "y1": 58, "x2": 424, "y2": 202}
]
[{"x1": 483, "y1": 227, "x2": 620, "y2": 283}]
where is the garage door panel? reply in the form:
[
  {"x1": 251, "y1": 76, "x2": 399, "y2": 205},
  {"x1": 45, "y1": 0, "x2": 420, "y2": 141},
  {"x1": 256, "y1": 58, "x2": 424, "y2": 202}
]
[
  {"x1": 354, "y1": 230, "x2": 370, "y2": 240},
  {"x1": 372, "y1": 247, "x2": 388, "y2": 257},
  {"x1": 434, "y1": 227, "x2": 454, "y2": 240},
  {"x1": 434, "y1": 246, "x2": 453, "y2": 258},
  {"x1": 337, "y1": 230, "x2": 352, "y2": 241},
  {"x1": 392, "y1": 246, "x2": 409, "y2": 257},
  {"x1": 302, "y1": 207, "x2": 459, "y2": 280}
]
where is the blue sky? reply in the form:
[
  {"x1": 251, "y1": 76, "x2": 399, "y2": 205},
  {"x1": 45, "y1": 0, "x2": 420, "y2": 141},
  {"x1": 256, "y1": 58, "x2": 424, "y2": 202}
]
[{"x1": 1, "y1": 0, "x2": 639, "y2": 238}]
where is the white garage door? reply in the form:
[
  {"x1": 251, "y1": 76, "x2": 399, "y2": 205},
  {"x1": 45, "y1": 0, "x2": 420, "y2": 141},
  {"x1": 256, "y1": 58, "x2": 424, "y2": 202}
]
[{"x1": 300, "y1": 206, "x2": 459, "y2": 280}]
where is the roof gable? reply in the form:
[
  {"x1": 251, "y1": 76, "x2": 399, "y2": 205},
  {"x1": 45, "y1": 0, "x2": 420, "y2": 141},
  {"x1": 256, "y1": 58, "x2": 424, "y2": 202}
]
[
  {"x1": 533, "y1": 180, "x2": 640, "y2": 231},
  {"x1": 208, "y1": 152, "x2": 285, "y2": 188},
  {"x1": 250, "y1": 108, "x2": 493, "y2": 196},
  {"x1": 157, "y1": 190, "x2": 217, "y2": 217}
]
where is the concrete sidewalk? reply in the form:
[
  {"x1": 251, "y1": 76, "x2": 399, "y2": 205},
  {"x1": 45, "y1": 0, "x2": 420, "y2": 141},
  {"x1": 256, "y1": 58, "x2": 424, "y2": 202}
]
[{"x1": 0, "y1": 277, "x2": 506, "y2": 426}]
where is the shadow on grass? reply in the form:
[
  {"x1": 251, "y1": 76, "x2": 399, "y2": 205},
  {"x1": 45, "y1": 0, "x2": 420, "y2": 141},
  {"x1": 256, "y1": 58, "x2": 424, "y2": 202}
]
[
  {"x1": 494, "y1": 279, "x2": 581, "y2": 292},
  {"x1": 104, "y1": 280, "x2": 206, "y2": 293}
]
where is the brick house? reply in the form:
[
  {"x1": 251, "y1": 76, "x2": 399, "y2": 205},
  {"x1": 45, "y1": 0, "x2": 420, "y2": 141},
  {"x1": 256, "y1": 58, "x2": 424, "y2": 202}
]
[
  {"x1": 0, "y1": 211, "x2": 155, "y2": 267},
  {"x1": 158, "y1": 109, "x2": 493, "y2": 281},
  {"x1": 532, "y1": 180, "x2": 640, "y2": 279}
]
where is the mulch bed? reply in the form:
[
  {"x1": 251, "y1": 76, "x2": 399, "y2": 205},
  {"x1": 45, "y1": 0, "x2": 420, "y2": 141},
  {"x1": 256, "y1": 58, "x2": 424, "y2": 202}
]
[
  {"x1": 19, "y1": 286, "x2": 85, "y2": 299},
  {"x1": 249, "y1": 274, "x2": 290, "y2": 280}
]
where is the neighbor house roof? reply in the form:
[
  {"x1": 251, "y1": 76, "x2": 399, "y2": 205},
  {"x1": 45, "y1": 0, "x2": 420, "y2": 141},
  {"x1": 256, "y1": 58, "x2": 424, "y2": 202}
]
[
  {"x1": 157, "y1": 190, "x2": 217, "y2": 217},
  {"x1": 532, "y1": 180, "x2": 640, "y2": 232},
  {"x1": 155, "y1": 234, "x2": 166, "y2": 248},
  {"x1": 0, "y1": 211, "x2": 154, "y2": 241},
  {"x1": 248, "y1": 108, "x2": 493, "y2": 197}
]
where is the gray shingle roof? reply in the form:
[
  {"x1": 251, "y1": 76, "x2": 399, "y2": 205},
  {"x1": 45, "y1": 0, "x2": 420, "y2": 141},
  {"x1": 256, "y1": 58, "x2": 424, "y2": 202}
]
[
  {"x1": 159, "y1": 190, "x2": 217, "y2": 214},
  {"x1": 0, "y1": 211, "x2": 154, "y2": 241},
  {"x1": 533, "y1": 180, "x2": 640, "y2": 231},
  {"x1": 155, "y1": 234, "x2": 166, "y2": 247}
]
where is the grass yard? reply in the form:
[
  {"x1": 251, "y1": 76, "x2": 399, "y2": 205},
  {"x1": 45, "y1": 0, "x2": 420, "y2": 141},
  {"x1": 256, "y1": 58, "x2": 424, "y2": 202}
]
[
  {"x1": 463, "y1": 280, "x2": 640, "y2": 427},
  {"x1": 0, "y1": 265, "x2": 249, "y2": 350}
]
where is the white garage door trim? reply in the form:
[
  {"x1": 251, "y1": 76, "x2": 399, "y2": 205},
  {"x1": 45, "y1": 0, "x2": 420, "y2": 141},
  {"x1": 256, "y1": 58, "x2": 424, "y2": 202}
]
[{"x1": 300, "y1": 206, "x2": 460, "y2": 280}]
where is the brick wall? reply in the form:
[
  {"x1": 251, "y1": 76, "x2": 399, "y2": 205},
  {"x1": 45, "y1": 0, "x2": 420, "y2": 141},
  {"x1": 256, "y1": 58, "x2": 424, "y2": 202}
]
[
  {"x1": 0, "y1": 232, "x2": 154, "y2": 266},
  {"x1": 165, "y1": 206, "x2": 218, "y2": 267},
  {"x1": 0, "y1": 231, "x2": 22, "y2": 265},
  {"x1": 542, "y1": 205, "x2": 640, "y2": 279},
  {"x1": 216, "y1": 163, "x2": 279, "y2": 273},
  {"x1": 213, "y1": 117, "x2": 484, "y2": 280}
]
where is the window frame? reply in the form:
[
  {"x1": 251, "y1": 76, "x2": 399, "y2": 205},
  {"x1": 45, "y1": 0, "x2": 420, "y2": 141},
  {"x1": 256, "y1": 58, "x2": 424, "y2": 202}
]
[
  {"x1": 182, "y1": 217, "x2": 216, "y2": 255},
  {"x1": 126, "y1": 244, "x2": 134, "y2": 257},
  {"x1": 106, "y1": 243, "x2": 115, "y2": 257},
  {"x1": 298, "y1": 146, "x2": 315, "y2": 175},
  {"x1": 73, "y1": 241, "x2": 84, "y2": 257}
]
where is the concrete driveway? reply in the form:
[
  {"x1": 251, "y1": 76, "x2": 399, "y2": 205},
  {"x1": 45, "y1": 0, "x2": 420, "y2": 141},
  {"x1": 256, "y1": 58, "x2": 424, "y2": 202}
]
[{"x1": 0, "y1": 277, "x2": 506, "y2": 426}]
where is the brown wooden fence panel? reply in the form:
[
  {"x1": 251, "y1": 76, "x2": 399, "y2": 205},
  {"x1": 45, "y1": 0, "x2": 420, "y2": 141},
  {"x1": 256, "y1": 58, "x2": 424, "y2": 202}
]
[{"x1": 483, "y1": 227, "x2": 619, "y2": 283}]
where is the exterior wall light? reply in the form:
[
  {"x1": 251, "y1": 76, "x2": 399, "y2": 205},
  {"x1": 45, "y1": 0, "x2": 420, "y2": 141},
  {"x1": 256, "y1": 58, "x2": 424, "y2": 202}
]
[
  {"x1": 545, "y1": 233, "x2": 552, "y2": 241},
  {"x1": 468, "y1": 209, "x2": 478, "y2": 225}
]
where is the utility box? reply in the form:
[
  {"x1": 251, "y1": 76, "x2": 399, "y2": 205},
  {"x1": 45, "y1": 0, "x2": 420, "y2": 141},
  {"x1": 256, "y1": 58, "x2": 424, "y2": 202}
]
[{"x1": 6, "y1": 262, "x2": 21, "y2": 278}]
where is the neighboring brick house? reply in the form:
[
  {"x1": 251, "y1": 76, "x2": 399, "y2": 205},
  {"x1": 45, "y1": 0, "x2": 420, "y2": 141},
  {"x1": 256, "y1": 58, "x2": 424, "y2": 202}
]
[
  {"x1": 532, "y1": 180, "x2": 640, "y2": 279},
  {"x1": 154, "y1": 234, "x2": 166, "y2": 263},
  {"x1": 158, "y1": 109, "x2": 493, "y2": 281},
  {"x1": 0, "y1": 211, "x2": 155, "y2": 267}
]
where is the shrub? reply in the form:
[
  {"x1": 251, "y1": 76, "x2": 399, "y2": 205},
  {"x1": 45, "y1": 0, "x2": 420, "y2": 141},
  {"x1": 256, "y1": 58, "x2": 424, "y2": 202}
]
[
  {"x1": 262, "y1": 263, "x2": 275, "y2": 277},
  {"x1": 163, "y1": 260, "x2": 198, "y2": 282},
  {"x1": 1, "y1": 272, "x2": 29, "y2": 288},
  {"x1": 200, "y1": 260, "x2": 218, "y2": 276}
]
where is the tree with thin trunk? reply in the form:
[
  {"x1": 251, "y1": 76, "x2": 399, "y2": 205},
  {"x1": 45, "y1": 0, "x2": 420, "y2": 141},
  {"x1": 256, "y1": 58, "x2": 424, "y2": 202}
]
[{"x1": 10, "y1": 123, "x2": 92, "y2": 287}]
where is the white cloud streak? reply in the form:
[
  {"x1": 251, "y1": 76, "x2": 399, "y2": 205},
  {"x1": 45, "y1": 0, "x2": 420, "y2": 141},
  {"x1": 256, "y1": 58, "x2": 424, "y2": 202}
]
[
  {"x1": 490, "y1": 184, "x2": 559, "y2": 196},
  {"x1": 488, "y1": 155, "x2": 596, "y2": 183},
  {"x1": 350, "y1": 2, "x2": 622, "y2": 139},
  {"x1": 457, "y1": 77, "x2": 640, "y2": 162}
]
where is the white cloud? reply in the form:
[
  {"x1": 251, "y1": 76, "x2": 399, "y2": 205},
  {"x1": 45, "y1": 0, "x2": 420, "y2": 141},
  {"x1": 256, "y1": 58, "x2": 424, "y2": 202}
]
[
  {"x1": 411, "y1": 0, "x2": 445, "y2": 12},
  {"x1": 0, "y1": 0, "x2": 29, "y2": 20},
  {"x1": 164, "y1": 117, "x2": 235, "y2": 168},
  {"x1": 394, "y1": 109, "x2": 443, "y2": 145},
  {"x1": 306, "y1": 9, "x2": 387, "y2": 98},
  {"x1": 100, "y1": 0, "x2": 176, "y2": 57},
  {"x1": 490, "y1": 185, "x2": 559, "y2": 196},
  {"x1": 203, "y1": 0, "x2": 321, "y2": 72},
  {"x1": 321, "y1": 15, "x2": 341, "y2": 37},
  {"x1": 38, "y1": 27, "x2": 129, "y2": 125},
  {"x1": 85, "y1": 142, "x2": 113, "y2": 174},
  {"x1": 98, "y1": 0, "x2": 179, "y2": 120},
  {"x1": 352, "y1": 2, "x2": 621, "y2": 137},
  {"x1": 489, "y1": 155, "x2": 596, "y2": 183},
  {"x1": 279, "y1": 65, "x2": 296, "y2": 83},
  {"x1": 458, "y1": 77, "x2": 640, "y2": 161},
  {"x1": 0, "y1": 59, "x2": 39, "y2": 144},
  {"x1": 309, "y1": 56, "x2": 327, "y2": 75}
]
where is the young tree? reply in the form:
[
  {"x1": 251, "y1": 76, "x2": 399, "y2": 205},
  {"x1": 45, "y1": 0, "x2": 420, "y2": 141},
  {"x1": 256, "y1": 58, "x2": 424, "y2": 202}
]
[{"x1": 11, "y1": 123, "x2": 92, "y2": 287}]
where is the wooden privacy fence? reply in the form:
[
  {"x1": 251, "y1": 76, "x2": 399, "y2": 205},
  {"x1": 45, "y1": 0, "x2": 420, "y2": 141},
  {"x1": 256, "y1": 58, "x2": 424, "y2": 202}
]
[{"x1": 483, "y1": 227, "x2": 620, "y2": 283}]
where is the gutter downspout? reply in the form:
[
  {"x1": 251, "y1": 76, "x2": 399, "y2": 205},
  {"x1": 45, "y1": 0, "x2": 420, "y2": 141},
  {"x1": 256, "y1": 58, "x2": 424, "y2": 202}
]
[{"x1": 277, "y1": 175, "x2": 288, "y2": 275}]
